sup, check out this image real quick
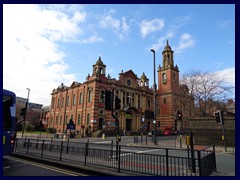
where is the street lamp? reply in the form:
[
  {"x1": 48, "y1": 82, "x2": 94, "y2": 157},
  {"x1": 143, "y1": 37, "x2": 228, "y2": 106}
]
[
  {"x1": 150, "y1": 49, "x2": 157, "y2": 145},
  {"x1": 22, "y1": 88, "x2": 30, "y2": 138}
]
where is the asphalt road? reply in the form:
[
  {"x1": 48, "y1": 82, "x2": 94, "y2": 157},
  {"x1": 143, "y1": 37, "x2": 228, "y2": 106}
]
[{"x1": 3, "y1": 155, "x2": 90, "y2": 176}]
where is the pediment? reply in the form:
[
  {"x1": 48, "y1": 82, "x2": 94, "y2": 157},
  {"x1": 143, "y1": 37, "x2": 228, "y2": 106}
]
[
  {"x1": 121, "y1": 70, "x2": 138, "y2": 80},
  {"x1": 70, "y1": 81, "x2": 81, "y2": 87}
]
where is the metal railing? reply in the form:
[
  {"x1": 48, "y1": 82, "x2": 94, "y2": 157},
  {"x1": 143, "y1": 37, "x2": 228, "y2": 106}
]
[{"x1": 14, "y1": 138, "x2": 216, "y2": 176}]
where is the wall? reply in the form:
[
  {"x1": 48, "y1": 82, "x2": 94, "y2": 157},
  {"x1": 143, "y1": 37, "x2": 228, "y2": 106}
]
[{"x1": 188, "y1": 117, "x2": 235, "y2": 147}]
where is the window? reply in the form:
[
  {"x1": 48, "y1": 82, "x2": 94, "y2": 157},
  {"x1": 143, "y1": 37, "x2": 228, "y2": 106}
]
[
  {"x1": 51, "y1": 98, "x2": 55, "y2": 109},
  {"x1": 65, "y1": 115, "x2": 68, "y2": 125},
  {"x1": 163, "y1": 98, "x2": 167, "y2": 104},
  {"x1": 78, "y1": 114, "x2": 81, "y2": 125},
  {"x1": 162, "y1": 73, "x2": 167, "y2": 83},
  {"x1": 60, "y1": 115, "x2": 62, "y2": 125},
  {"x1": 57, "y1": 98, "x2": 60, "y2": 108},
  {"x1": 73, "y1": 94, "x2": 76, "y2": 105},
  {"x1": 156, "y1": 107, "x2": 160, "y2": 115},
  {"x1": 100, "y1": 90, "x2": 105, "y2": 103},
  {"x1": 147, "y1": 99, "x2": 151, "y2": 109},
  {"x1": 173, "y1": 73, "x2": 176, "y2": 80},
  {"x1": 88, "y1": 90, "x2": 92, "y2": 102},
  {"x1": 66, "y1": 96, "x2": 69, "y2": 106},
  {"x1": 55, "y1": 116, "x2": 58, "y2": 125},
  {"x1": 132, "y1": 93, "x2": 135, "y2": 106},
  {"x1": 62, "y1": 97, "x2": 64, "y2": 107},
  {"x1": 87, "y1": 113, "x2": 90, "y2": 125},
  {"x1": 79, "y1": 93, "x2": 82, "y2": 104},
  {"x1": 71, "y1": 115, "x2": 73, "y2": 121},
  {"x1": 138, "y1": 95, "x2": 141, "y2": 108}
]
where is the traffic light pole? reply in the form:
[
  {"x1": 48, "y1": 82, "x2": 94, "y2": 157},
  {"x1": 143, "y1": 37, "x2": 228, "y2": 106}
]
[
  {"x1": 220, "y1": 111, "x2": 227, "y2": 152},
  {"x1": 22, "y1": 88, "x2": 30, "y2": 138},
  {"x1": 110, "y1": 90, "x2": 120, "y2": 160}
]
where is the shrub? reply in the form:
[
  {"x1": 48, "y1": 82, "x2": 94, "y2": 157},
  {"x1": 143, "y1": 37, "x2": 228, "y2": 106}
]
[
  {"x1": 25, "y1": 124, "x2": 34, "y2": 132},
  {"x1": 47, "y1": 127, "x2": 56, "y2": 133}
]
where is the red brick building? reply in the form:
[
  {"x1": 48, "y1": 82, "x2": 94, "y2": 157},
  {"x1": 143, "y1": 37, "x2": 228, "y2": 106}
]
[{"x1": 49, "y1": 41, "x2": 188, "y2": 136}]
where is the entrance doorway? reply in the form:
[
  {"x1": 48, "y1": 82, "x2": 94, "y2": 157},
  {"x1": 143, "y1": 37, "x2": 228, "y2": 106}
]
[
  {"x1": 147, "y1": 121, "x2": 150, "y2": 132},
  {"x1": 99, "y1": 118, "x2": 103, "y2": 130},
  {"x1": 126, "y1": 119, "x2": 132, "y2": 131}
]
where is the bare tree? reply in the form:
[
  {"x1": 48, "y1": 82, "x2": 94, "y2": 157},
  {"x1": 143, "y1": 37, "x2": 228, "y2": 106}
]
[{"x1": 180, "y1": 69, "x2": 234, "y2": 116}]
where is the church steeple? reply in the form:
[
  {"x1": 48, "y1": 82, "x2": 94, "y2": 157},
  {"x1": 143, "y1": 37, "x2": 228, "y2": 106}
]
[{"x1": 162, "y1": 40, "x2": 174, "y2": 68}]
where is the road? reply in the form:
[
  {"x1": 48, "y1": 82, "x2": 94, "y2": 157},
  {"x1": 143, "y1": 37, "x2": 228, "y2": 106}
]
[
  {"x1": 3, "y1": 155, "x2": 90, "y2": 176},
  {"x1": 215, "y1": 153, "x2": 235, "y2": 175}
]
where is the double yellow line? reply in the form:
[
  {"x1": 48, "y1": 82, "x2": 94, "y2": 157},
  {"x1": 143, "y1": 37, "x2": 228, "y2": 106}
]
[{"x1": 4, "y1": 156, "x2": 88, "y2": 176}]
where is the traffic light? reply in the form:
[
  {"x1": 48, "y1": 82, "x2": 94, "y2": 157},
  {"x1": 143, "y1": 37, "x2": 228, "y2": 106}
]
[
  {"x1": 115, "y1": 96, "x2": 121, "y2": 110},
  {"x1": 177, "y1": 111, "x2": 182, "y2": 121},
  {"x1": 20, "y1": 108, "x2": 26, "y2": 116},
  {"x1": 104, "y1": 90, "x2": 112, "y2": 110},
  {"x1": 215, "y1": 110, "x2": 224, "y2": 124}
]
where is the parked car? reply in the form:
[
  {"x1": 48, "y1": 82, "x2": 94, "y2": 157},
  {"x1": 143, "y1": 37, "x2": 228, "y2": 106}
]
[{"x1": 163, "y1": 127, "x2": 177, "y2": 136}]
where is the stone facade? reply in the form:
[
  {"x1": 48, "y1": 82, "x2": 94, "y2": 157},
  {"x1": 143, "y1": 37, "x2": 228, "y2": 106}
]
[
  {"x1": 49, "y1": 41, "x2": 189, "y2": 136},
  {"x1": 188, "y1": 117, "x2": 235, "y2": 147}
]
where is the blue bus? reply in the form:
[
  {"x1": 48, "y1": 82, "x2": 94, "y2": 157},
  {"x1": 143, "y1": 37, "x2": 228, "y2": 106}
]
[{"x1": 3, "y1": 89, "x2": 16, "y2": 156}]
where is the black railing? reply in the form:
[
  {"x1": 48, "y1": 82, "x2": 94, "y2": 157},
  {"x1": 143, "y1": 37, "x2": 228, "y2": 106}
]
[{"x1": 14, "y1": 138, "x2": 216, "y2": 176}]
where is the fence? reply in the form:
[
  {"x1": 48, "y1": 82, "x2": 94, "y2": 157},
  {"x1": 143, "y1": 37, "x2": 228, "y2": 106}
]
[{"x1": 14, "y1": 138, "x2": 216, "y2": 176}]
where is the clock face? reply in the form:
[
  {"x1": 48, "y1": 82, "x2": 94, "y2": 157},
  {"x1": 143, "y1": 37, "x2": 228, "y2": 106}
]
[{"x1": 127, "y1": 80, "x2": 131, "y2": 86}]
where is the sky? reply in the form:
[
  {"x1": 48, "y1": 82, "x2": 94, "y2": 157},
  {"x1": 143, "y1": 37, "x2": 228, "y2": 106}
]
[{"x1": 3, "y1": 4, "x2": 235, "y2": 105}]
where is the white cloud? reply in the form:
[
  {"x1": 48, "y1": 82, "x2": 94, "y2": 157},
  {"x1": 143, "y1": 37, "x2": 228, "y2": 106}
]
[
  {"x1": 217, "y1": 19, "x2": 234, "y2": 28},
  {"x1": 150, "y1": 32, "x2": 173, "y2": 52},
  {"x1": 98, "y1": 10, "x2": 130, "y2": 40},
  {"x1": 3, "y1": 4, "x2": 85, "y2": 105},
  {"x1": 174, "y1": 33, "x2": 195, "y2": 53},
  {"x1": 140, "y1": 18, "x2": 164, "y2": 37},
  {"x1": 82, "y1": 35, "x2": 103, "y2": 43},
  {"x1": 215, "y1": 67, "x2": 235, "y2": 86}
]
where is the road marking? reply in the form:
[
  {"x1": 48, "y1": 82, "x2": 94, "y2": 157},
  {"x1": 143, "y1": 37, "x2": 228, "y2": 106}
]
[
  {"x1": 112, "y1": 148, "x2": 161, "y2": 158},
  {"x1": 92, "y1": 141, "x2": 111, "y2": 144},
  {"x1": 4, "y1": 156, "x2": 88, "y2": 176},
  {"x1": 3, "y1": 166, "x2": 10, "y2": 169}
]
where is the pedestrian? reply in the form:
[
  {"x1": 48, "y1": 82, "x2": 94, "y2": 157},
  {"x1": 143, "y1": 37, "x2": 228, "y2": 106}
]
[{"x1": 123, "y1": 129, "x2": 126, "y2": 136}]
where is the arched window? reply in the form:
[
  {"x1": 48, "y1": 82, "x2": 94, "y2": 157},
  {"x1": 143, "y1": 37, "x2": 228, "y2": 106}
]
[
  {"x1": 100, "y1": 90, "x2": 105, "y2": 103},
  {"x1": 100, "y1": 68, "x2": 103, "y2": 74},
  {"x1": 148, "y1": 99, "x2": 151, "y2": 109},
  {"x1": 79, "y1": 93, "x2": 82, "y2": 104},
  {"x1": 88, "y1": 90, "x2": 92, "y2": 102},
  {"x1": 162, "y1": 73, "x2": 167, "y2": 83}
]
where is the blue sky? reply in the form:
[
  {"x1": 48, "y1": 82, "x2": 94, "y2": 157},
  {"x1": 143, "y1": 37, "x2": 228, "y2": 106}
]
[{"x1": 3, "y1": 4, "x2": 235, "y2": 105}]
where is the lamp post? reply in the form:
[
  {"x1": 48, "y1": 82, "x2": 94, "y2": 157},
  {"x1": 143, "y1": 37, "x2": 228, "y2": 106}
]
[
  {"x1": 22, "y1": 88, "x2": 30, "y2": 138},
  {"x1": 150, "y1": 49, "x2": 157, "y2": 145}
]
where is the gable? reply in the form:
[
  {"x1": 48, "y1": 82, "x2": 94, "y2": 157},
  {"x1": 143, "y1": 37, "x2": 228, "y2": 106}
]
[{"x1": 122, "y1": 70, "x2": 138, "y2": 80}]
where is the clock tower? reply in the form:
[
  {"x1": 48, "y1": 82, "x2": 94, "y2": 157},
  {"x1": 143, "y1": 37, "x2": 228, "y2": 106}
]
[{"x1": 156, "y1": 40, "x2": 180, "y2": 130}]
